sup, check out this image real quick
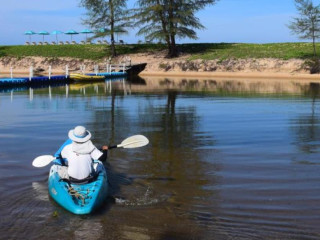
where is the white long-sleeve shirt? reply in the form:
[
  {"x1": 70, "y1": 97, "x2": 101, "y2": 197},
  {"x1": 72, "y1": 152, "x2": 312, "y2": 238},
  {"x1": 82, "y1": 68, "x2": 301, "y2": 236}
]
[{"x1": 61, "y1": 144, "x2": 102, "y2": 180}]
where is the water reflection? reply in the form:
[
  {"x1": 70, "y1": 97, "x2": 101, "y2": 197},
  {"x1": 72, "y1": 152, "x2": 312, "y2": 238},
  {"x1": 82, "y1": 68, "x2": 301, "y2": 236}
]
[
  {"x1": 130, "y1": 76, "x2": 320, "y2": 96},
  {"x1": 3, "y1": 76, "x2": 320, "y2": 99},
  {"x1": 2, "y1": 78, "x2": 130, "y2": 102},
  {"x1": 1, "y1": 76, "x2": 320, "y2": 239},
  {"x1": 291, "y1": 82, "x2": 320, "y2": 156}
]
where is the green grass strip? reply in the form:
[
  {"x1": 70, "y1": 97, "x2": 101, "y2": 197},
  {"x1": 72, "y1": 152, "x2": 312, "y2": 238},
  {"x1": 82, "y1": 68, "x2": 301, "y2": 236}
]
[{"x1": 0, "y1": 42, "x2": 318, "y2": 60}]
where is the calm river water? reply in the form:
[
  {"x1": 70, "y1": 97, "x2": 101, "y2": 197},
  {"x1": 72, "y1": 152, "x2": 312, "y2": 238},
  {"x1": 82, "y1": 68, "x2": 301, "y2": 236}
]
[{"x1": 0, "y1": 76, "x2": 320, "y2": 239}]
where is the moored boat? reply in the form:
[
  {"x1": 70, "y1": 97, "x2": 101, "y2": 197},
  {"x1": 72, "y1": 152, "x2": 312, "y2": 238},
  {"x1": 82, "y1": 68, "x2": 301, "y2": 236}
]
[
  {"x1": 48, "y1": 139, "x2": 108, "y2": 215},
  {"x1": 69, "y1": 73, "x2": 105, "y2": 81}
]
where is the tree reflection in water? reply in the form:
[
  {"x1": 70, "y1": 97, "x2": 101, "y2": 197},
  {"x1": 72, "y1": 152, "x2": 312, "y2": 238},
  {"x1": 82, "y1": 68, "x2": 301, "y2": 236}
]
[
  {"x1": 125, "y1": 89, "x2": 220, "y2": 236},
  {"x1": 291, "y1": 82, "x2": 320, "y2": 156}
]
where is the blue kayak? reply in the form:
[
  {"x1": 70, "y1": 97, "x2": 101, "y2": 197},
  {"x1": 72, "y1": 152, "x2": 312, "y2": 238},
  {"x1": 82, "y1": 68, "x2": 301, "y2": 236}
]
[{"x1": 48, "y1": 139, "x2": 108, "y2": 215}]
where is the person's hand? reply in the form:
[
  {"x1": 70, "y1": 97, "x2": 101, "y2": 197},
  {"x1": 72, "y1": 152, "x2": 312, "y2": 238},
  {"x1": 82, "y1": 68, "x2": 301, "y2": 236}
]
[{"x1": 102, "y1": 145, "x2": 108, "y2": 151}]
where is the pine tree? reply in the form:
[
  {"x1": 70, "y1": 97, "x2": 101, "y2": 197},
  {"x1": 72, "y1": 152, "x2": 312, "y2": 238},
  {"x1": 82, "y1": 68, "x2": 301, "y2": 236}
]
[
  {"x1": 80, "y1": 0, "x2": 130, "y2": 57},
  {"x1": 288, "y1": 0, "x2": 320, "y2": 56},
  {"x1": 135, "y1": 0, "x2": 219, "y2": 58}
]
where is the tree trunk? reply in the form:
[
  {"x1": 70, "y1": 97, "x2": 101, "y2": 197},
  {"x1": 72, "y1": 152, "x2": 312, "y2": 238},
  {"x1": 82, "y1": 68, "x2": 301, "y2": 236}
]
[
  {"x1": 109, "y1": 0, "x2": 117, "y2": 57},
  {"x1": 311, "y1": 19, "x2": 317, "y2": 57},
  {"x1": 312, "y1": 36, "x2": 317, "y2": 57},
  {"x1": 167, "y1": 0, "x2": 178, "y2": 58},
  {"x1": 169, "y1": 34, "x2": 178, "y2": 58},
  {"x1": 156, "y1": 0, "x2": 171, "y2": 57},
  {"x1": 110, "y1": 29, "x2": 116, "y2": 57}
]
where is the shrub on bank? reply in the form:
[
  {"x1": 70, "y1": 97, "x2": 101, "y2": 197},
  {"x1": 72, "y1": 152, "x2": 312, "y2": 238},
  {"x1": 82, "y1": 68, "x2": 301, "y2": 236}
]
[{"x1": 304, "y1": 57, "x2": 320, "y2": 74}]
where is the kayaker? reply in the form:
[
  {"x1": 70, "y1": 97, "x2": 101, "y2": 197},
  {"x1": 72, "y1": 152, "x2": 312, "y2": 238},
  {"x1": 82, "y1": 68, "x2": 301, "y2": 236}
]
[{"x1": 59, "y1": 126, "x2": 108, "y2": 181}]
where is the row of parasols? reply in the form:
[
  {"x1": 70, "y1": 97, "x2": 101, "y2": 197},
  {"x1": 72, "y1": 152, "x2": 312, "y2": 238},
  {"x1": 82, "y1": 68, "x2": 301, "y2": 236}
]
[{"x1": 24, "y1": 28, "x2": 118, "y2": 43}]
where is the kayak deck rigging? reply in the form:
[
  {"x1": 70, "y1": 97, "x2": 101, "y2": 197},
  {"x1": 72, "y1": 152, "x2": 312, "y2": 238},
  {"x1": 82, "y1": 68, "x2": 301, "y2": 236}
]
[{"x1": 68, "y1": 184, "x2": 93, "y2": 206}]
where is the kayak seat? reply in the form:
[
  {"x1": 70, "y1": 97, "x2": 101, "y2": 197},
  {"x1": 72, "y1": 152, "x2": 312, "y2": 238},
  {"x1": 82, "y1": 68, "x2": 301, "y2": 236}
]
[
  {"x1": 68, "y1": 163, "x2": 101, "y2": 184},
  {"x1": 68, "y1": 173, "x2": 99, "y2": 185},
  {"x1": 56, "y1": 161, "x2": 102, "y2": 185}
]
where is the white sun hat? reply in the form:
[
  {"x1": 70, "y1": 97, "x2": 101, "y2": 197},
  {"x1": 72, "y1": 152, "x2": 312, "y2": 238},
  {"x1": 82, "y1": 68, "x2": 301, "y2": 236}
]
[{"x1": 68, "y1": 126, "x2": 92, "y2": 143}]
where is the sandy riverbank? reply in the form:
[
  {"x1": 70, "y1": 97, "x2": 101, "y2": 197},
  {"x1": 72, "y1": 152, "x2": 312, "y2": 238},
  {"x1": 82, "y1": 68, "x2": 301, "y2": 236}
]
[
  {"x1": 0, "y1": 52, "x2": 319, "y2": 81},
  {"x1": 126, "y1": 52, "x2": 320, "y2": 81}
]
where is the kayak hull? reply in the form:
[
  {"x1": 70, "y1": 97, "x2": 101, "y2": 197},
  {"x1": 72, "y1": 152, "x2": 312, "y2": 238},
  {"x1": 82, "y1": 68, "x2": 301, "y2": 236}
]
[
  {"x1": 48, "y1": 163, "x2": 108, "y2": 214},
  {"x1": 48, "y1": 140, "x2": 108, "y2": 215}
]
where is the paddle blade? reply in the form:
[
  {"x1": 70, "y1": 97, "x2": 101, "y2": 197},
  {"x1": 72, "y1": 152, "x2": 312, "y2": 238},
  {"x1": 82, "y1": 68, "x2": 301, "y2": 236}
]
[
  {"x1": 32, "y1": 155, "x2": 55, "y2": 168},
  {"x1": 118, "y1": 135, "x2": 149, "y2": 149}
]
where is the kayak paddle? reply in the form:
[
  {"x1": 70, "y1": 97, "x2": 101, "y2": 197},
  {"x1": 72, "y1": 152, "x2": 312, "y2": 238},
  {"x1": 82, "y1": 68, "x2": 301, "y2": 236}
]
[
  {"x1": 32, "y1": 155, "x2": 56, "y2": 168},
  {"x1": 108, "y1": 135, "x2": 149, "y2": 149},
  {"x1": 32, "y1": 134, "x2": 149, "y2": 168}
]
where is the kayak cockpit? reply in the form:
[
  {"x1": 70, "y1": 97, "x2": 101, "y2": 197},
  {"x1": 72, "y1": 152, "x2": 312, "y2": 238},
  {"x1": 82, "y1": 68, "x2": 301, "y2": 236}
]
[{"x1": 48, "y1": 161, "x2": 108, "y2": 214}]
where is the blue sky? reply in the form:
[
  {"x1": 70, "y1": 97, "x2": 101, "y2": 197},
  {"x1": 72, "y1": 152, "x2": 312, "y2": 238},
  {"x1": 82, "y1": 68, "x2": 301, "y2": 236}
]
[{"x1": 0, "y1": 0, "x2": 302, "y2": 45}]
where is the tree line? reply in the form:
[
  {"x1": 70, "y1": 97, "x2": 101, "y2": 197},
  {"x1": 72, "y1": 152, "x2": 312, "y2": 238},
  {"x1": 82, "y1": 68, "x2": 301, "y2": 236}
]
[
  {"x1": 80, "y1": 0, "x2": 320, "y2": 59},
  {"x1": 80, "y1": 0, "x2": 219, "y2": 58}
]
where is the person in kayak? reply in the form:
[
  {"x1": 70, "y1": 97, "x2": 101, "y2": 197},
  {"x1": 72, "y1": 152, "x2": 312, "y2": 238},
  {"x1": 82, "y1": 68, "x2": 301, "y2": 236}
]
[{"x1": 59, "y1": 126, "x2": 108, "y2": 181}]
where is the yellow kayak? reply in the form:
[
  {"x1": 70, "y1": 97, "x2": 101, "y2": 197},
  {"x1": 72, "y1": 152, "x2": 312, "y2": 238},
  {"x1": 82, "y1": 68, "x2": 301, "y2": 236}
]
[{"x1": 69, "y1": 73, "x2": 105, "y2": 81}]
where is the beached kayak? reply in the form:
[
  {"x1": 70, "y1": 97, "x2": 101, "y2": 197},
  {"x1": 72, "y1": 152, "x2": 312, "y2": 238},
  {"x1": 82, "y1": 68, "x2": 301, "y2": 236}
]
[
  {"x1": 48, "y1": 139, "x2": 108, "y2": 215},
  {"x1": 69, "y1": 73, "x2": 105, "y2": 81}
]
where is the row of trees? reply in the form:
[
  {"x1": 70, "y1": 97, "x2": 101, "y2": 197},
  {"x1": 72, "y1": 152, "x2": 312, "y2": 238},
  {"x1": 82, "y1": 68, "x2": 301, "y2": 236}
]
[
  {"x1": 80, "y1": 0, "x2": 320, "y2": 59},
  {"x1": 80, "y1": 0, "x2": 219, "y2": 58}
]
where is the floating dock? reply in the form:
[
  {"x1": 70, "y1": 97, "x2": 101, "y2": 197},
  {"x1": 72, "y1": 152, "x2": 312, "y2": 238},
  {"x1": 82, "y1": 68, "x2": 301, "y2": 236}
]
[
  {"x1": 0, "y1": 73, "x2": 128, "y2": 87},
  {"x1": 0, "y1": 75, "x2": 69, "y2": 87},
  {"x1": 0, "y1": 63, "x2": 146, "y2": 88}
]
